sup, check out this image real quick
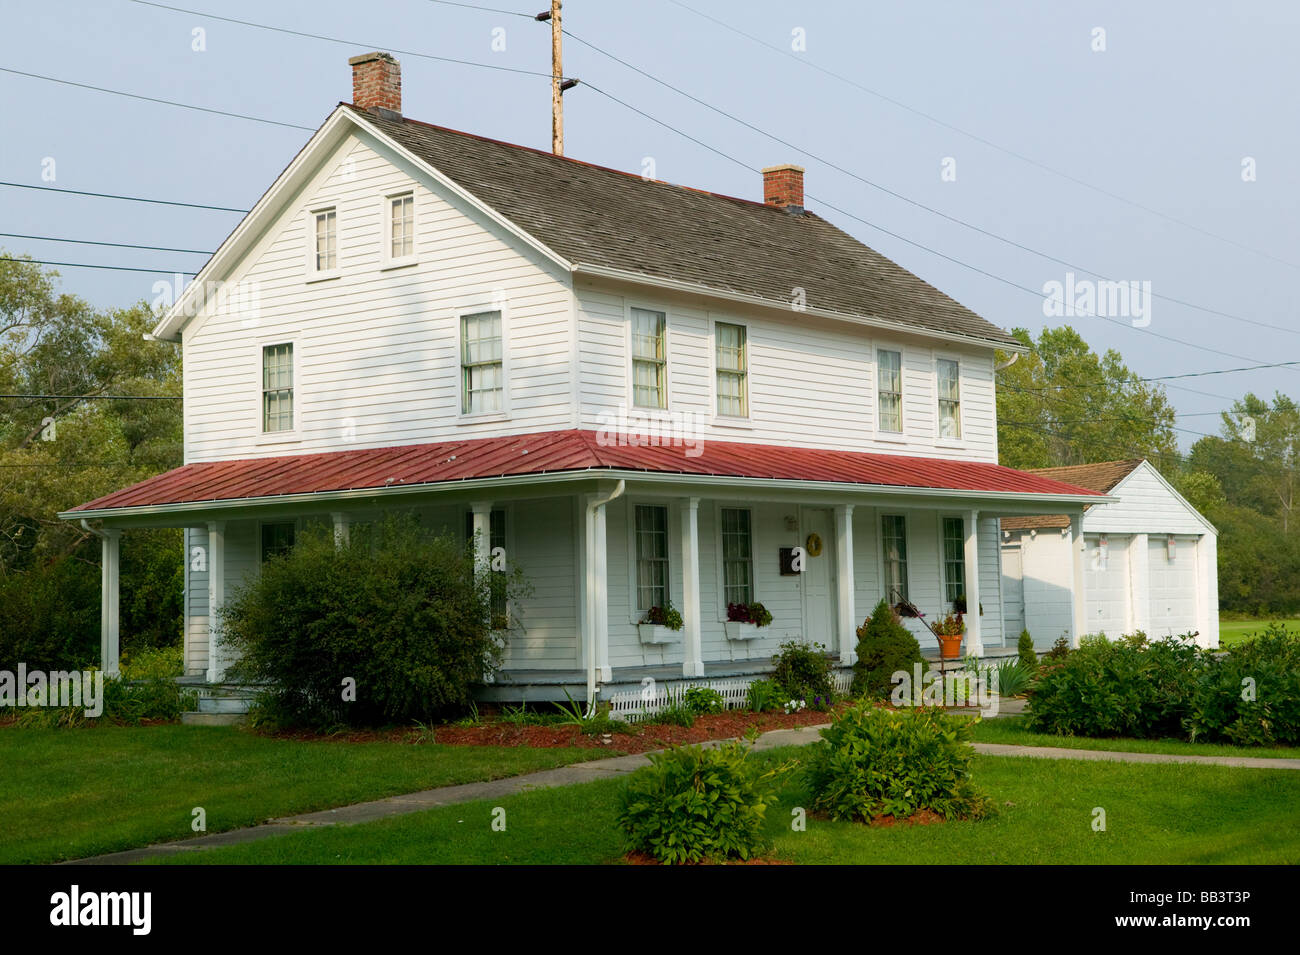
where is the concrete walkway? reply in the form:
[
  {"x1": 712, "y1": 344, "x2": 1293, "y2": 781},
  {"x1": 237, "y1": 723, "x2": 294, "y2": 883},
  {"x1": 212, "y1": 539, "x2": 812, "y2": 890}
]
[{"x1": 63, "y1": 723, "x2": 1296, "y2": 865}]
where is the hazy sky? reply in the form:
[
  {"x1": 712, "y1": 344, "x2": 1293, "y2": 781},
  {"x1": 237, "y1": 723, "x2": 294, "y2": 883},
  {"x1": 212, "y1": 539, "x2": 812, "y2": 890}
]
[{"x1": 5, "y1": 0, "x2": 1299, "y2": 451}]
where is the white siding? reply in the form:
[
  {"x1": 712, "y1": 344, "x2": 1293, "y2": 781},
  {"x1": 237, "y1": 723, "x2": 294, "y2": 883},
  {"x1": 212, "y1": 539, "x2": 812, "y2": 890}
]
[
  {"x1": 1083, "y1": 463, "x2": 1213, "y2": 536},
  {"x1": 181, "y1": 132, "x2": 575, "y2": 463},
  {"x1": 574, "y1": 282, "x2": 1000, "y2": 462}
]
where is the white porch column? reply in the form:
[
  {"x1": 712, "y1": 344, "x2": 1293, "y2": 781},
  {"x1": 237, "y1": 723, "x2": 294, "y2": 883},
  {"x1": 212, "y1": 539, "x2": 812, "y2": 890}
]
[
  {"x1": 963, "y1": 510, "x2": 983, "y2": 657},
  {"x1": 580, "y1": 493, "x2": 612, "y2": 683},
  {"x1": 1069, "y1": 512, "x2": 1087, "y2": 647},
  {"x1": 680, "y1": 497, "x2": 704, "y2": 678},
  {"x1": 834, "y1": 504, "x2": 856, "y2": 665},
  {"x1": 206, "y1": 520, "x2": 226, "y2": 683},
  {"x1": 470, "y1": 501, "x2": 493, "y2": 576},
  {"x1": 1128, "y1": 532, "x2": 1150, "y2": 634},
  {"x1": 1196, "y1": 533, "x2": 1219, "y2": 648},
  {"x1": 592, "y1": 497, "x2": 611, "y2": 682},
  {"x1": 330, "y1": 511, "x2": 350, "y2": 547},
  {"x1": 100, "y1": 528, "x2": 121, "y2": 678}
]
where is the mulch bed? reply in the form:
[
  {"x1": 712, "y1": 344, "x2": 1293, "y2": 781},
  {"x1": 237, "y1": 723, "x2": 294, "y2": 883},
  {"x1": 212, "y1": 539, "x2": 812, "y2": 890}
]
[{"x1": 266, "y1": 705, "x2": 848, "y2": 753}]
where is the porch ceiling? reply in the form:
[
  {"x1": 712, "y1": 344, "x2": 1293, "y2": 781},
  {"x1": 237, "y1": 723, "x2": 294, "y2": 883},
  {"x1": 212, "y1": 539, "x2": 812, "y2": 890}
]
[{"x1": 59, "y1": 429, "x2": 1108, "y2": 522}]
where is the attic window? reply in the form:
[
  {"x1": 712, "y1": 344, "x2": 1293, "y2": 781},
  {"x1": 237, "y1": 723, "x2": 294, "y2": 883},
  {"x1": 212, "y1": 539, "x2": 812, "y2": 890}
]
[
  {"x1": 312, "y1": 208, "x2": 337, "y2": 274},
  {"x1": 389, "y1": 193, "x2": 414, "y2": 260}
]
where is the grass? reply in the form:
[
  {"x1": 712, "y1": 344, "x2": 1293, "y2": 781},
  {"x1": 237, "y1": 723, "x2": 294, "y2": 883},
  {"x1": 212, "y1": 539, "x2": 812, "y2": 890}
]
[
  {"x1": 1217, "y1": 617, "x2": 1300, "y2": 647},
  {"x1": 0, "y1": 724, "x2": 607, "y2": 864},
  {"x1": 972, "y1": 715, "x2": 1300, "y2": 760},
  {"x1": 154, "y1": 747, "x2": 1300, "y2": 864}
]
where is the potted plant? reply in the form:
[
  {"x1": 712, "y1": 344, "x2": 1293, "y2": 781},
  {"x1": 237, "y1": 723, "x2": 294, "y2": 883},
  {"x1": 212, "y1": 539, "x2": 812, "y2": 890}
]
[
  {"x1": 953, "y1": 594, "x2": 983, "y2": 615},
  {"x1": 933, "y1": 611, "x2": 965, "y2": 659},
  {"x1": 639, "y1": 600, "x2": 683, "y2": 644},
  {"x1": 725, "y1": 601, "x2": 773, "y2": 640}
]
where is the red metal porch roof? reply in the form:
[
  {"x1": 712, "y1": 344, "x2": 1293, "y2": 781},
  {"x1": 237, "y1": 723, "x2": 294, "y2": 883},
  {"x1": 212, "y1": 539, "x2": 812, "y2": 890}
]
[{"x1": 66, "y1": 429, "x2": 1106, "y2": 514}]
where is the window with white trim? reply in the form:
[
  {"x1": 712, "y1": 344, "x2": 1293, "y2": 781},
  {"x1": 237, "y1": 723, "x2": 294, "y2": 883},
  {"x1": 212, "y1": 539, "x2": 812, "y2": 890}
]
[
  {"x1": 715, "y1": 322, "x2": 747, "y2": 417},
  {"x1": 313, "y1": 209, "x2": 337, "y2": 272},
  {"x1": 942, "y1": 516, "x2": 965, "y2": 607},
  {"x1": 635, "y1": 504, "x2": 670, "y2": 612},
  {"x1": 389, "y1": 193, "x2": 414, "y2": 259},
  {"x1": 461, "y1": 310, "x2": 504, "y2": 414},
  {"x1": 260, "y1": 522, "x2": 296, "y2": 563},
  {"x1": 878, "y1": 348, "x2": 902, "y2": 433},
  {"x1": 937, "y1": 358, "x2": 961, "y2": 438},
  {"x1": 631, "y1": 307, "x2": 667, "y2": 409},
  {"x1": 261, "y1": 343, "x2": 294, "y2": 433},
  {"x1": 882, "y1": 514, "x2": 909, "y2": 603},
  {"x1": 720, "y1": 507, "x2": 753, "y2": 606}
]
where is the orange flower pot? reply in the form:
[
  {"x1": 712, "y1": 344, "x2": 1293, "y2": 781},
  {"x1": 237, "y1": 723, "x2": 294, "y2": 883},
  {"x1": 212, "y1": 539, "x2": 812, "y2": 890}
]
[{"x1": 937, "y1": 634, "x2": 963, "y2": 659}]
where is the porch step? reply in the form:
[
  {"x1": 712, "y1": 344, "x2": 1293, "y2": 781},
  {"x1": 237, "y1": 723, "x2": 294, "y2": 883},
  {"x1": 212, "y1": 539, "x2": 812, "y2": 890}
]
[
  {"x1": 181, "y1": 712, "x2": 247, "y2": 726},
  {"x1": 187, "y1": 683, "x2": 258, "y2": 716}
]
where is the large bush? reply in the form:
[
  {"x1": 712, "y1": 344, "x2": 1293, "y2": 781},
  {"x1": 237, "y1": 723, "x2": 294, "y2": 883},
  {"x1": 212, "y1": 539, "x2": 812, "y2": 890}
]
[
  {"x1": 616, "y1": 739, "x2": 787, "y2": 864},
  {"x1": 1188, "y1": 624, "x2": 1300, "y2": 746},
  {"x1": 1027, "y1": 634, "x2": 1204, "y2": 738},
  {"x1": 851, "y1": 597, "x2": 926, "y2": 698},
  {"x1": 223, "y1": 516, "x2": 512, "y2": 729},
  {"x1": 804, "y1": 704, "x2": 992, "y2": 822}
]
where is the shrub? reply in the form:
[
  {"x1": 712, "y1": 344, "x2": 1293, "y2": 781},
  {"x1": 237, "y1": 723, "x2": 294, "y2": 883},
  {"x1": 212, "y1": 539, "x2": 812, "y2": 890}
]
[
  {"x1": 987, "y1": 658, "x2": 1031, "y2": 698},
  {"x1": 1017, "y1": 629, "x2": 1037, "y2": 669},
  {"x1": 223, "y1": 516, "x2": 514, "y2": 729},
  {"x1": 804, "y1": 703, "x2": 992, "y2": 822},
  {"x1": 772, "y1": 640, "x2": 834, "y2": 707},
  {"x1": 645, "y1": 689, "x2": 695, "y2": 727},
  {"x1": 1027, "y1": 635, "x2": 1204, "y2": 738},
  {"x1": 683, "y1": 685, "x2": 726, "y2": 715},
  {"x1": 616, "y1": 738, "x2": 789, "y2": 863},
  {"x1": 1188, "y1": 624, "x2": 1300, "y2": 746},
  {"x1": 852, "y1": 598, "x2": 926, "y2": 698},
  {"x1": 745, "y1": 678, "x2": 784, "y2": 713},
  {"x1": 1043, "y1": 636, "x2": 1072, "y2": 661},
  {"x1": 6, "y1": 648, "x2": 195, "y2": 728}
]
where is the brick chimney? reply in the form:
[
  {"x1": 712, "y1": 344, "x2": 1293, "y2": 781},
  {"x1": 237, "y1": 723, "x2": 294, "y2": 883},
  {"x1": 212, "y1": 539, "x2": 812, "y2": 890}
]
[
  {"x1": 349, "y1": 52, "x2": 401, "y2": 118},
  {"x1": 762, "y1": 164, "x2": 805, "y2": 212}
]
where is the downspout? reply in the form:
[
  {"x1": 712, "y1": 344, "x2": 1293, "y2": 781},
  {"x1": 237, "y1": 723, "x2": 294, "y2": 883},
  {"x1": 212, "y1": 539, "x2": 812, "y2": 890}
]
[
  {"x1": 80, "y1": 518, "x2": 108, "y2": 540},
  {"x1": 585, "y1": 479, "x2": 625, "y2": 716},
  {"x1": 994, "y1": 352, "x2": 1019, "y2": 372}
]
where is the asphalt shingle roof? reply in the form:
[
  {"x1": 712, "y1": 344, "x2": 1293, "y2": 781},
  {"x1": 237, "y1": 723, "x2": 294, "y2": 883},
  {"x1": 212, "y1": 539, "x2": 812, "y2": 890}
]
[
  {"x1": 1000, "y1": 459, "x2": 1144, "y2": 530},
  {"x1": 348, "y1": 105, "x2": 1022, "y2": 349}
]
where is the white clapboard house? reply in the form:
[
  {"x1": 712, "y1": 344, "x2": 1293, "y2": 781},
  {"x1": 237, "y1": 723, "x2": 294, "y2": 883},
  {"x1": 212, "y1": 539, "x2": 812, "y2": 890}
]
[
  {"x1": 1000, "y1": 459, "x2": 1219, "y2": 649},
  {"x1": 63, "y1": 52, "x2": 1124, "y2": 709}
]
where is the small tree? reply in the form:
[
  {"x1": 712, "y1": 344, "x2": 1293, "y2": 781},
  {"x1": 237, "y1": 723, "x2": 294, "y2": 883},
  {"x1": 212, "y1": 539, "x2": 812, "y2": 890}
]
[
  {"x1": 1018, "y1": 629, "x2": 1038, "y2": 670},
  {"x1": 223, "y1": 515, "x2": 517, "y2": 728},
  {"x1": 852, "y1": 597, "x2": 926, "y2": 698}
]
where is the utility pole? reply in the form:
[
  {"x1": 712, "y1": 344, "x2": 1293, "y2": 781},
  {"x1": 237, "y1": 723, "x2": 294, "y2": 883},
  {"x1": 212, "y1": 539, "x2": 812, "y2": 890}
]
[{"x1": 536, "y1": 1, "x2": 578, "y2": 156}]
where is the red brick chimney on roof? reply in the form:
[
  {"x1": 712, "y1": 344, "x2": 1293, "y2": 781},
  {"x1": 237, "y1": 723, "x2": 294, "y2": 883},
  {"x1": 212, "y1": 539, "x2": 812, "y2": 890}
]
[
  {"x1": 350, "y1": 52, "x2": 401, "y2": 118},
  {"x1": 762, "y1": 164, "x2": 805, "y2": 212}
]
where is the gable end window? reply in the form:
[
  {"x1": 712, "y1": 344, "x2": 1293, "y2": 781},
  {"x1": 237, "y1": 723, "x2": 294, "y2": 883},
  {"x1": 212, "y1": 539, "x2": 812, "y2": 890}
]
[
  {"x1": 715, "y1": 322, "x2": 748, "y2": 417},
  {"x1": 878, "y1": 349, "x2": 903, "y2": 433},
  {"x1": 635, "y1": 504, "x2": 670, "y2": 612},
  {"x1": 313, "y1": 209, "x2": 337, "y2": 272},
  {"x1": 461, "y1": 310, "x2": 504, "y2": 414},
  {"x1": 389, "y1": 193, "x2": 414, "y2": 259},
  {"x1": 262, "y1": 343, "x2": 294, "y2": 433},
  {"x1": 937, "y1": 358, "x2": 961, "y2": 438},
  {"x1": 882, "y1": 514, "x2": 909, "y2": 604},
  {"x1": 631, "y1": 307, "x2": 667, "y2": 409}
]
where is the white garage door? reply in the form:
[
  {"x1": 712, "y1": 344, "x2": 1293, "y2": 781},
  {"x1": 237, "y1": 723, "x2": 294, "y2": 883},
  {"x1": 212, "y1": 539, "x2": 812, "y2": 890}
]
[
  {"x1": 1148, "y1": 535, "x2": 1198, "y2": 637},
  {"x1": 1085, "y1": 534, "x2": 1129, "y2": 638}
]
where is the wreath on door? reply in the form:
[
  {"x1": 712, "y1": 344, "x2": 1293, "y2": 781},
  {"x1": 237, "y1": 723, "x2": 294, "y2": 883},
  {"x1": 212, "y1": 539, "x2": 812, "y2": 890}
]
[{"x1": 805, "y1": 532, "x2": 823, "y2": 557}]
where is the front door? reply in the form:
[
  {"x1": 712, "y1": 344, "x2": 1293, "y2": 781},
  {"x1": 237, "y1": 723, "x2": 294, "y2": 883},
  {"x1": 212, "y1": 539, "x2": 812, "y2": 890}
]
[{"x1": 800, "y1": 507, "x2": 837, "y2": 649}]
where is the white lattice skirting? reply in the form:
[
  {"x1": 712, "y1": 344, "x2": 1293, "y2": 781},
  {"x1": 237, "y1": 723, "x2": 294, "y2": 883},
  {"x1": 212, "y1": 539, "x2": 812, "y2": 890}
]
[{"x1": 607, "y1": 669, "x2": 853, "y2": 722}]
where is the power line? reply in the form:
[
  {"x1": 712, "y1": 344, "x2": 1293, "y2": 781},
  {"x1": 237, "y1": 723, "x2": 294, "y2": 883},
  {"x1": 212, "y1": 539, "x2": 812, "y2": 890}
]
[
  {"x1": 0, "y1": 395, "x2": 180, "y2": 400},
  {"x1": 0, "y1": 181, "x2": 247, "y2": 213},
  {"x1": 662, "y1": 0, "x2": 1300, "y2": 274},
  {"x1": 0, "y1": 256, "x2": 192, "y2": 275},
  {"x1": 0, "y1": 233, "x2": 212, "y2": 255}
]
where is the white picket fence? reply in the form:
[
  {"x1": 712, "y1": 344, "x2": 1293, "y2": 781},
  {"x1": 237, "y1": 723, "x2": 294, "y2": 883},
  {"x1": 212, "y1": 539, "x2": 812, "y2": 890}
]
[{"x1": 606, "y1": 669, "x2": 854, "y2": 722}]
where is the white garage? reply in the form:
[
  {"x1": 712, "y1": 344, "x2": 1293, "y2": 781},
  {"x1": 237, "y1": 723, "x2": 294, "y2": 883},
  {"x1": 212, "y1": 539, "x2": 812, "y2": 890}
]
[{"x1": 999, "y1": 460, "x2": 1218, "y2": 649}]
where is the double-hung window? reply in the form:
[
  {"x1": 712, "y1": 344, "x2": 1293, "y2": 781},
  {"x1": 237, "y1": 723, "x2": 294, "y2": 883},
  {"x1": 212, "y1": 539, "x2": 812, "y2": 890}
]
[
  {"x1": 631, "y1": 307, "x2": 667, "y2": 409},
  {"x1": 937, "y1": 358, "x2": 961, "y2": 438},
  {"x1": 882, "y1": 514, "x2": 909, "y2": 603},
  {"x1": 635, "y1": 504, "x2": 670, "y2": 612},
  {"x1": 942, "y1": 516, "x2": 965, "y2": 608},
  {"x1": 312, "y1": 208, "x2": 337, "y2": 273},
  {"x1": 715, "y1": 322, "x2": 748, "y2": 417},
  {"x1": 878, "y1": 348, "x2": 903, "y2": 433},
  {"x1": 262, "y1": 343, "x2": 294, "y2": 433},
  {"x1": 260, "y1": 522, "x2": 296, "y2": 563},
  {"x1": 389, "y1": 193, "x2": 414, "y2": 260},
  {"x1": 461, "y1": 310, "x2": 504, "y2": 414},
  {"x1": 720, "y1": 507, "x2": 754, "y2": 606}
]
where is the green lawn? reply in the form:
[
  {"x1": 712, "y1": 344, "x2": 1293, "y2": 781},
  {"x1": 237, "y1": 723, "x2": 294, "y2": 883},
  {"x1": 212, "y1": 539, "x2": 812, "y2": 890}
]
[
  {"x1": 0, "y1": 725, "x2": 604, "y2": 864},
  {"x1": 156, "y1": 748, "x2": 1300, "y2": 865},
  {"x1": 1218, "y1": 618, "x2": 1300, "y2": 646},
  {"x1": 972, "y1": 715, "x2": 1300, "y2": 759}
]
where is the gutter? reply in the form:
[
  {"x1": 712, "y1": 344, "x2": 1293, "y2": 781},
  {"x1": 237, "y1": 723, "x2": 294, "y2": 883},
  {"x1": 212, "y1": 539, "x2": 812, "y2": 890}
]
[{"x1": 585, "y1": 479, "x2": 625, "y2": 714}]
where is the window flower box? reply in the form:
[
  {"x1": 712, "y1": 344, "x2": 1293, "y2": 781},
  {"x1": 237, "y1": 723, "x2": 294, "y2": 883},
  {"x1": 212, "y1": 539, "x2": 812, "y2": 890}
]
[
  {"x1": 725, "y1": 601, "x2": 772, "y2": 640},
  {"x1": 725, "y1": 621, "x2": 760, "y2": 640},
  {"x1": 638, "y1": 624, "x2": 679, "y2": 645},
  {"x1": 639, "y1": 601, "x2": 683, "y2": 644}
]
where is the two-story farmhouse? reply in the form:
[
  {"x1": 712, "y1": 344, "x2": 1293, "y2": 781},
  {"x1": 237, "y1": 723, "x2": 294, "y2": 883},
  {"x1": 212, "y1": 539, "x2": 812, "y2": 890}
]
[{"x1": 64, "y1": 53, "x2": 1121, "y2": 706}]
